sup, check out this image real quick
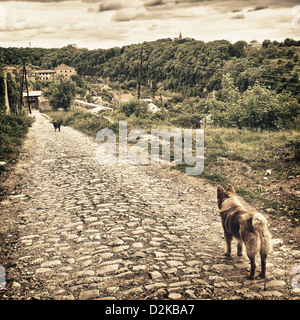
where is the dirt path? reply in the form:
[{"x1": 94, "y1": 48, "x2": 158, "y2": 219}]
[{"x1": 0, "y1": 110, "x2": 299, "y2": 300}]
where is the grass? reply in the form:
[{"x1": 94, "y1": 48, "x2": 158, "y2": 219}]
[
  {"x1": 47, "y1": 110, "x2": 118, "y2": 136},
  {"x1": 44, "y1": 109, "x2": 300, "y2": 224},
  {"x1": 0, "y1": 110, "x2": 35, "y2": 170},
  {"x1": 199, "y1": 127, "x2": 300, "y2": 223},
  {"x1": 0, "y1": 110, "x2": 35, "y2": 197}
]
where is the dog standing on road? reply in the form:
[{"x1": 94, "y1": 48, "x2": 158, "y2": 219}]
[
  {"x1": 217, "y1": 184, "x2": 272, "y2": 279},
  {"x1": 53, "y1": 120, "x2": 62, "y2": 132}
]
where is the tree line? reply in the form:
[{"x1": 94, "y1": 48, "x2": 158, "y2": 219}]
[
  {"x1": 0, "y1": 37, "x2": 299, "y2": 131},
  {"x1": 1, "y1": 38, "x2": 299, "y2": 102}
]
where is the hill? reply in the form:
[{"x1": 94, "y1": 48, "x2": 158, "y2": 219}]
[{"x1": 1, "y1": 38, "x2": 300, "y2": 102}]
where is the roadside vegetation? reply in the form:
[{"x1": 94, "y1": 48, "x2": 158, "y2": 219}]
[{"x1": 0, "y1": 68, "x2": 34, "y2": 177}]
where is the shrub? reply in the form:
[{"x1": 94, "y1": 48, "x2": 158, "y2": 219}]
[
  {"x1": 207, "y1": 74, "x2": 300, "y2": 131},
  {"x1": 0, "y1": 111, "x2": 34, "y2": 166},
  {"x1": 48, "y1": 77, "x2": 76, "y2": 111}
]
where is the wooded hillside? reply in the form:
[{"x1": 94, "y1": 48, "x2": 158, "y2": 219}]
[{"x1": 1, "y1": 38, "x2": 299, "y2": 101}]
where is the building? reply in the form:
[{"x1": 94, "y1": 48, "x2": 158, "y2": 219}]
[
  {"x1": 33, "y1": 64, "x2": 77, "y2": 81},
  {"x1": 35, "y1": 70, "x2": 56, "y2": 81},
  {"x1": 174, "y1": 31, "x2": 183, "y2": 41},
  {"x1": 23, "y1": 91, "x2": 42, "y2": 109},
  {"x1": 55, "y1": 64, "x2": 77, "y2": 79}
]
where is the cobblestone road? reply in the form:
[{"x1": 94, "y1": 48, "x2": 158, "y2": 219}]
[{"x1": 0, "y1": 111, "x2": 299, "y2": 300}]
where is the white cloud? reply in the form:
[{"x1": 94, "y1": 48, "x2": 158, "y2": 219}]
[{"x1": 112, "y1": 7, "x2": 147, "y2": 21}]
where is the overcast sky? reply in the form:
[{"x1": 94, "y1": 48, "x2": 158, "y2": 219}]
[{"x1": 0, "y1": 0, "x2": 299, "y2": 49}]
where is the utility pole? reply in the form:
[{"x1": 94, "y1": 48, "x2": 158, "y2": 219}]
[
  {"x1": 137, "y1": 46, "x2": 143, "y2": 100},
  {"x1": 4, "y1": 72, "x2": 10, "y2": 114},
  {"x1": 19, "y1": 65, "x2": 32, "y2": 114}
]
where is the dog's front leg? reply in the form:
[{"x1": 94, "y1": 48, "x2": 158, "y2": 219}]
[{"x1": 224, "y1": 233, "x2": 232, "y2": 257}]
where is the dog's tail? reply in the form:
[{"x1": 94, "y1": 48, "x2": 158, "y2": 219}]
[{"x1": 252, "y1": 213, "x2": 272, "y2": 257}]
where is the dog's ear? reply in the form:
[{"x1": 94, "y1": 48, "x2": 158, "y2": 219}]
[
  {"x1": 226, "y1": 184, "x2": 235, "y2": 194},
  {"x1": 217, "y1": 185, "x2": 225, "y2": 199}
]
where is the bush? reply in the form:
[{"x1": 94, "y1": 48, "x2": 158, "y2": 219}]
[
  {"x1": 207, "y1": 74, "x2": 300, "y2": 131},
  {"x1": 119, "y1": 99, "x2": 149, "y2": 118},
  {"x1": 171, "y1": 113, "x2": 203, "y2": 128},
  {"x1": 0, "y1": 111, "x2": 34, "y2": 166},
  {"x1": 48, "y1": 77, "x2": 76, "y2": 111}
]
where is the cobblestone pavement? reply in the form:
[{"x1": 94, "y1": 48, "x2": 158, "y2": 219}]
[{"x1": 0, "y1": 111, "x2": 299, "y2": 300}]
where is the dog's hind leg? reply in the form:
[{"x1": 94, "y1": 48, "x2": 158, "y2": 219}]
[
  {"x1": 245, "y1": 243, "x2": 256, "y2": 279},
  {"x1": 259, "y1": 253, "x2": 267, "y2": 278},
  {"x1": 237, "y1": 239, "x2": 243, "y2": 256},
  {"x1": 224, "y1": 233, "x2": 232, "y2": 257},
  {"x1": 247, "y1": 254, "x2": 256, "y2": 279}
]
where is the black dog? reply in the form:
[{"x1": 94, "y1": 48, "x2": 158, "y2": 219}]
[{"x1": 53, "y1": 121, "x2": 62, "y2": 132}]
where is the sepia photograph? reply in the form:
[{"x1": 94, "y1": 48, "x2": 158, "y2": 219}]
[{"x1": 0, "y1": 0, "x2": 299, "y2": 307}]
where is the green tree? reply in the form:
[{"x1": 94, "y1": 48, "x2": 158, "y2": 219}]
[{"x1": 49, "y1": 77, "x2": 75, "y2": 111}]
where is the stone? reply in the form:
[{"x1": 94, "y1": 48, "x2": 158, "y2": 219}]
[
  {"x1": 97, "y1": 264, "x2": 119, "y2": 275},
  {"x1": 12, "y1": 281, "x2": 21, "y2": 288},
  {"x1": 145, "y1": 282, "x2": 167, "y2": 290},
  {"x1": 234, "y1": 262, "x2": 249, "y2": 269},
  {"x1": 169, "y1": 281, "x2": 191, "y2": 287},
  {"x1": 81, "y1": 260, "x2": 92, "y2": 267},
  {"x1": 66, "y1": 258, "x2": 75, "y2": 264},
  {"x1": 132, "y1": 242, "x2": 144, "y2": 248},
  {"x1": 166, "y1": 260, "x2": 183, "y2": 267},
  {"x1": 186, "y1": 260, "x2": 202, "y2": 267},
  {"x1": 79, "y1": 290, "x2": 100, "y2": 300},
  {"x1": 266, "y1": 280, "x2": 286, "y2": 289},
  {"x1": 154, "y1": 251, "x2": 166, "y2": 258},
  {"x1": 292, "y1": 288, "x2": 300, "y2": 295},
  {"x1": 261, "y1": 291, "x2": 283, "y2": 298},
  {"x1": 185, "y1": 290, "x2": 197, "y2": 299},
  {"x1": 36, "y1": 268, "x2": 52, "y2": 274},
  {"x1": 31, "y1": 258, "x2": 44, "y2": 265},
  {"x1": 40, "y1": 260, "x2": 61, "y2": 268},
  {"x1": 213, "y1": 264, "x2": 234, "y2": 272},
  {"x1": 168, "y1": 293, "x2": 181, "y2": 299},
  {"x1": 112, "y1": 245, "x2": 129, "y2": 253},
  {"x1": 123, "y1": 287, "x2": 143, "y2": 296},
  {"x1": 226, "y1": 281, "x2": 242, "y2": 287},
  {"x1": 148, "y1": 271, "x2": 162, "y2": 280},
  {"x1": 133, "y1": 265, "x2": 147, "y2": 271}
]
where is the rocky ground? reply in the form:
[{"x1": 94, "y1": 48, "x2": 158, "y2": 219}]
[{"x1": 0, "y1": 110, "x2": 299, "y2": 300}]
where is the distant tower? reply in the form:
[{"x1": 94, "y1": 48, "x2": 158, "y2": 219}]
[
  {"x1": 29, "y1": 42, "x2": 31, "y2": 48},
  {"x1": 174, "y1": 30, "x2": 183, "y2": 41}
]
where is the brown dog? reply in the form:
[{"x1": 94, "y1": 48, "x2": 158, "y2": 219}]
[{"x1": 217, "y1": 184, "x2": 272, "y2": 279}]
